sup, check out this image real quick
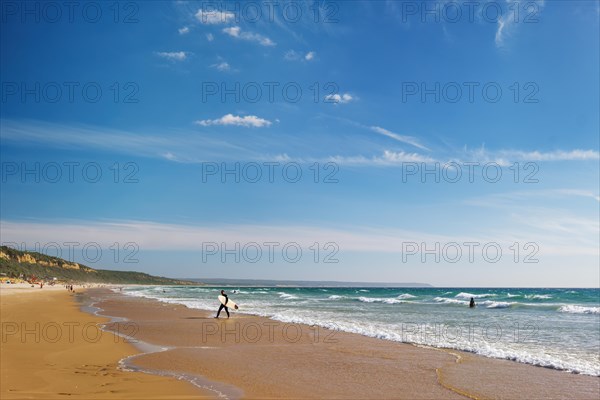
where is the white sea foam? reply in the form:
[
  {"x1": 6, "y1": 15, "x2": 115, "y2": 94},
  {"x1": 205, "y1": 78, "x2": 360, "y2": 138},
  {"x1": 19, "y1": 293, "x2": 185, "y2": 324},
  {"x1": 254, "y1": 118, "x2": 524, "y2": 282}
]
[
  {"x1": 328, "y1": 295, "x2": 345, "y2": 300},
  {"x1": 482, "y1": 301, "x2": 513, "y2": 309},
  {"x1": 506, "y1": 293, "x2": 521, "y2": 298},
  {"x1": 433, "y1": 297, "x2": 469, "y2": 305},
  {"x1": 525, "y1": 294, "x2": 552, "y2": 299},
  {"x1": 398, "y1": 293, "x2": 417, "y2": 299},
  {"x1": 455, "y1": 292, "x2": 495, "y2": 299},
  {"x1": 558, "y1": 305, "x2": 599, "y2": 314},
  {"x1": 358, "y1": 297, "x2": 403, "y2": 304},
  {"x1": 278, "y1": 292, "x2": 299, "y2": 300}
]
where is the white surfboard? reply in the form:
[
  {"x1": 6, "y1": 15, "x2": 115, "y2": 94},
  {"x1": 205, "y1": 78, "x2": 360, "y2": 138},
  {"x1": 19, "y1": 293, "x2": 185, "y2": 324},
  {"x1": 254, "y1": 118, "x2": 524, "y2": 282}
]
[{"x1": 218, "y1": 295, "x2": 238, "y2": 309}]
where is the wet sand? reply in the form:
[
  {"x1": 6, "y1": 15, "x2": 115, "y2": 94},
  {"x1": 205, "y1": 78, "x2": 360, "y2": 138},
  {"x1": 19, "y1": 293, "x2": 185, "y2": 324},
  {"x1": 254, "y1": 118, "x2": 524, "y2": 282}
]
[
  {"x1": 0, "y1": 288, "x2": 213, "y2": 399},
  {"x1": 92, "y1": 289, "x2": 599, "y2": 400}
]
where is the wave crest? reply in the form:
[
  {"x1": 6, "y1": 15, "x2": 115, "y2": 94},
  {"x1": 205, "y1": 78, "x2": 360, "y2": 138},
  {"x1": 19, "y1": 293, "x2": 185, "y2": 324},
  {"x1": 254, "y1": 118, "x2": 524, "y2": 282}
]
[
  {"x1": 455, "y1": 292, "x2": 495, "y2": 299},
  {"x1": 558, "y1": 305, "x2": 599, "y2": 314}
]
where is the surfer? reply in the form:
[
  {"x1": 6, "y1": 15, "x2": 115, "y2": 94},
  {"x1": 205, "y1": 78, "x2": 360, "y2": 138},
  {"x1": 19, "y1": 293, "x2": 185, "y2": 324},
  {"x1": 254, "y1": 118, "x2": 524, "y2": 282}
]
[
  {"x1": 469, "y1": 297, "x2": 475, "y2": 308},
  {"x1": 215, "y1": 289, "x2": 230, "y2": 319}
]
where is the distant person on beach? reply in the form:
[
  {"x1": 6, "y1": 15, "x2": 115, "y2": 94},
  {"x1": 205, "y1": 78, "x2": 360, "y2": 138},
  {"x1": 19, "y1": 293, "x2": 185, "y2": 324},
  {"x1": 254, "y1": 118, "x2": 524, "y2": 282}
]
[
  {"x1": 469, "y1": 297, "x2": 475, "y2": 308},
  {"x1": 215, "y1": 289, "x2": 230, "y2": 319}
]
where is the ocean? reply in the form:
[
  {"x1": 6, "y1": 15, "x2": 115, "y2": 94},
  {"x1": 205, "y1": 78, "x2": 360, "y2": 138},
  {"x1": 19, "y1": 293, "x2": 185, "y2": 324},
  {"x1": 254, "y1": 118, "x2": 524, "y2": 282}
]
[{"x1": 121, "y1": 286, "x2": 600, "y2": 376}]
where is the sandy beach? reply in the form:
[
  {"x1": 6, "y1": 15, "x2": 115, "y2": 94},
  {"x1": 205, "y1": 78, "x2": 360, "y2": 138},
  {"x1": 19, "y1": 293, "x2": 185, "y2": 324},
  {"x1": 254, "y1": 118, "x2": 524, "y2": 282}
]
[
  {"x1": 0, "y1": 285, "x2": 212, "y2": 399},
  {"x1": 2, "y1": 286, "x2": 598, "y2": 399}
]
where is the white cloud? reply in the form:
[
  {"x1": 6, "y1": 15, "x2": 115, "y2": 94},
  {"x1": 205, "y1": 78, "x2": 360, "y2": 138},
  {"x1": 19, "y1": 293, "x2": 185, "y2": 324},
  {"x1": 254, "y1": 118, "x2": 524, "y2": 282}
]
[
  {"x1": 4, "y1": 216, "x2": 594, "y2": 258},
  {"x1": 503, "y1": 149, "x2": 600, "y2": 162},
  {"x1": 206, "y1": 33, "x2": 214, "y2": 42},
  {"x1": 284, "y1": 50, "x2": 300, "y2": 60},
  {"x1": 211, "y1": 61, "x2": 231, "y2": 71},
  {"x1": 462, "y1": 146, "x2": 600, "y2": 165},
  {"x1": 325, "y1": 93, "x2": 355, "y2": 104},
  {"x1": 495, "y1": 17, "x2": 507, "y2": 47},
  {"x1": 155, "y1": 51, "x2": 188, "y2": 61},
  {"x1": 379, "y1": 150, "x2": 436, "y2": 163},
  {"x1": 495, "y1": 0, "x2": 545, "y2": 48},
  {"x1": 163, "y1": 152, "x2": 177, "y2": 161},
  {"x1": 467, "y1": 189, "x2": 600, "y2": 207},
  {"x1": 0, "y1": 119, "x2": 256, "y2": 164},
  {"x1": 178, "y1": 26, "x2": 190, "y2": 35},
  {"x1": 223, "y1": 26, "x2": 275, "y2": 46},
  {"x1": 328, "y1": 150, "x2": 436, "y2": 166},
  {"x1": 195, "y1": 114, "x2": 272, "y2": 128},
  {"x1": 195, "y1": 9, "x2": 235, "y2": 24},
  {"x1": 0, "y1": 219, "x2": 446, "y2": 253},
  {"x1": 370, "y1": 126, "x2": 429, "y2": 151},
  {"x1": 285, "y1": 50, "x2": 316, "y2": 61}
]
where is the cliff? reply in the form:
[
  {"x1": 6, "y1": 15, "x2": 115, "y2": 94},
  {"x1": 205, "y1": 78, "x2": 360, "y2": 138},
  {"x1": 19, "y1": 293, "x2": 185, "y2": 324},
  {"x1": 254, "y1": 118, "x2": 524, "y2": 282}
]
[{"x1": 0, "y1": 246, "x2": 195, "y2": 285}]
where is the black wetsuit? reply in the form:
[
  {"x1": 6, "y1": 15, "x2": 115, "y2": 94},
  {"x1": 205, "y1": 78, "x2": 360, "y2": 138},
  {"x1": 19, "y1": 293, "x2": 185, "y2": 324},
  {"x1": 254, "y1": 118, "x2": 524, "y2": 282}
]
[{"x1": 216, "y1": 294, "x2": 230, "y2": 318}]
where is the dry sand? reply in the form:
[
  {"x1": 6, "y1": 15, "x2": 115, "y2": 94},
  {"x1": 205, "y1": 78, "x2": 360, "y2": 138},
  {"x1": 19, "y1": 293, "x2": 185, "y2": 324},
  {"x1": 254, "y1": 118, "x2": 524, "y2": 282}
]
[{"x1": 0, "y1": 287, "x2": 213, "y2": 399}]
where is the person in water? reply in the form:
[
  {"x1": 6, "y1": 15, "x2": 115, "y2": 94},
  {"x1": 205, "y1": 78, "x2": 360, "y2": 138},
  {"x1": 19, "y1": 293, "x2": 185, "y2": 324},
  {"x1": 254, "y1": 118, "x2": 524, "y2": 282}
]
[
  {"x1": 469, "y1": 297, "x2": 476, "y2": 308},
  {"x1": 215, "y1": 289, "x2": 230, "y2": 319}
]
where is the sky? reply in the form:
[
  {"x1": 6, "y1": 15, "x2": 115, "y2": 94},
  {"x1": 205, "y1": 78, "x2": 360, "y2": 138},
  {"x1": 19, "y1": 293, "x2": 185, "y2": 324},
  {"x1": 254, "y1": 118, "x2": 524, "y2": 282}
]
[{"x1": 1, "y1": 0, "x2": 599, "y2": 287}]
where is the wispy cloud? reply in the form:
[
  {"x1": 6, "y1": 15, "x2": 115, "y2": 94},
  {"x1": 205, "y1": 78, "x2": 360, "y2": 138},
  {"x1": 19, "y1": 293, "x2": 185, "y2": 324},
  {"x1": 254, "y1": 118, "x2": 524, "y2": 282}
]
[
  {"x1": 210, "y1": 61, "x2": 231, "y2": 71},
  {"x1": 328, "y1": 150, "x2": 436, "y2": 166},
  {"x1": 178, "y1": 26, "x2": 190, "y2": 35},
  {"x1": 195, "y1": 114, "x2": 272, "y2": 128},
  {"x1": 195, "y1": 9, "x2": 235, "y2": 24},
  {"x1": 466, "y1": 189, "x2": 600, "y2": 208},
  {"x1": 2, "y1": 218, "x2": 596, "y2": 257},
  {"x1": 495, "y1": 15, "x2": 508, "y2": 47},
  {"x1": 463, "y1": 192, "x2": 599, "y2": 251},
  {"x1": 206, "y1": 33, "x2": 214, "y2": 42},
  {"x1": 370, "y1": 126, "x2": 429, "y2": 151},
  {"x1": 502, "y1": 149, "x2": 599, "y2": 162},
  {"x1": 162, "y1": 152, "x2": 178, "y2": 161},
  {"x1": 222, "y1": 26, "x2": 275, "y2": 46},
  {"x1": 284, "y1": 50, "x2": 316, "y2": 61},
  {"x1": 0, "y1": 219, "x2": 447, "y2": 253},
  {"x1": 155, "y1": 51, "x2": 188, "y2": 61},
  {"x1": 0, "y1": 119, "x2": 253, "y2": 163},
  {"x1": 496, "y1": 0, "x2": 545, "y2": 48},
  {"x1": 324, "y1": 93, "x2": 355, "y2": 104},
  {"x1": 3, "y1": 119, "x2": 597, "y2": 169},
  {"x1": 461, "y1": 146, "x2": 600, "y2": 165}
]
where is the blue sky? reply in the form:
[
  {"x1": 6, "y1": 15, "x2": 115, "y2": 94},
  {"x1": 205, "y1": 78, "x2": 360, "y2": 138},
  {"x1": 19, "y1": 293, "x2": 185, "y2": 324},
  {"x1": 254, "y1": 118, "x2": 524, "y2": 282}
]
[{"x1": 1, "y1": 1, "x2": 599, "y2": 287}]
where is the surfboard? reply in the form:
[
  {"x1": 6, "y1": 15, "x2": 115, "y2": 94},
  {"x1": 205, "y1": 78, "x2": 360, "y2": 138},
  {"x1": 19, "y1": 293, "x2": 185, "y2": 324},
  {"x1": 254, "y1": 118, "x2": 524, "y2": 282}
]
[{"x1": 218, "y1": 295, "x2": 239, "y2": 309}]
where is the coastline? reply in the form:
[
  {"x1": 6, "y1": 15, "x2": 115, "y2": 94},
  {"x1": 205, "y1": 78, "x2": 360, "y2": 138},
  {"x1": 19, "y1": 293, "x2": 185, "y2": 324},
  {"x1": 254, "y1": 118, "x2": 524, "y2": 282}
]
[
  {"x1": 0, "y1": 286, "x2": 214, "y2": 399},
  {"x1": 91, "y1": 288, "x2": 599, "y2": 400}
]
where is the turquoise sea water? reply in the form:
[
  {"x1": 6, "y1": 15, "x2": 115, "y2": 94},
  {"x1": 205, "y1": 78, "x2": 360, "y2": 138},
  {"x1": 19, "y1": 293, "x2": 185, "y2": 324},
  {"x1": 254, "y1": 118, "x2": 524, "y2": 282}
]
[{"x1": 122, "y1": 286, "x2": 600, "y2": 376}]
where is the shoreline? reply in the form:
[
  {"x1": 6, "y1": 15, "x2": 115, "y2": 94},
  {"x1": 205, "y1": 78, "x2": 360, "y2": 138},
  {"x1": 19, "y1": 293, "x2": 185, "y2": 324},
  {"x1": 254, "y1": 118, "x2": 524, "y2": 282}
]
[
  {"x1": 118, "y1": 285, "x2": 600, "y2": 377},
  {"x1": 91, "y1": 288, "x2": 599, "y2": 399},
  {"x1": 83, "y1": 292, "x2": 244, "y2": 398}
]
